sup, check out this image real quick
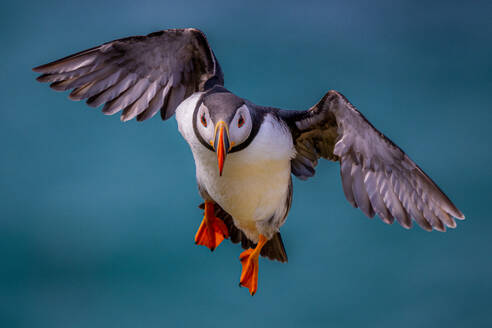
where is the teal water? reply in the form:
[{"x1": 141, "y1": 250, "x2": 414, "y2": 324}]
[{"x1": 1, "y1": 0, "x2": 491, "y2": 327}]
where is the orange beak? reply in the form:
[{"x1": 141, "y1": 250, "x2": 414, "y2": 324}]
[{"x1": 213, "y1": 121, "x2": 231, "y2": 176}]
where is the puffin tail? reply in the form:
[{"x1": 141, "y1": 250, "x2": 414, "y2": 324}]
[
  {"x1": 260, "y1": 232, "x2": 288, "y2": 263},
  {"x1": 198, "y1": 202, "x2": 288, "y2": 262}
]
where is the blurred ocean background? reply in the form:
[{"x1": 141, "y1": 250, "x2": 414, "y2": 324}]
[{"x1": 1, "y1": 0, "x2": 491, "y2": 327}]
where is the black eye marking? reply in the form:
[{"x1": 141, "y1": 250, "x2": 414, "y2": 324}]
[
  {"x1": 201, "y1": 112, "x2": 207, "y2": 127},
  {"x1": 238, "y1": 115, "x2": 245, "y2": 128}
]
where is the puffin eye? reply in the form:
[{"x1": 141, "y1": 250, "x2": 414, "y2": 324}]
[
  {"x1": 200, "y1": 113, "x2": 207, "y2": 127},
  {"x1": 238, "y1": 115, "x2": 245, "y2": 128}
]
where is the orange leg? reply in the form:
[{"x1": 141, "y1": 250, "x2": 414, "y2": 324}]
[
  {"x1": 194, "y1": 200, "x2": 229, "y2": 251},
  {"x1": 239, "y1": 234, "x2": 268, "y2": 296}
]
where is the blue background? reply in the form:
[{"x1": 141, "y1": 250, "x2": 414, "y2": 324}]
[{"x1": 1, "y1": 0, "x2": 491, "y2": 327}]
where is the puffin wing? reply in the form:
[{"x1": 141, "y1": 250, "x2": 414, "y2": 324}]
[
  {"x1": 279, "y1": 90, "x2": 465, "y2": 231},
  {"x1": 33, "y1": 28, "x2": 223, "y2": 122}
]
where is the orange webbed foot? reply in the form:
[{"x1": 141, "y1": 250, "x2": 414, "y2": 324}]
[
  {"x1": 239, "y1": 234, "x2": 268, "y2": 296},
  {"x1": 194, "y1": 201, "x2": 229, "y2": 251},
  {"x1": 239, "y1": 248, "x2": 259, "y2": 295}
]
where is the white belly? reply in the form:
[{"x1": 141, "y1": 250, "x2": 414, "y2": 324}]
[
  {"x1": 196, "y1": 140, "x2": 292, "y2": 237},
  {"x1": 175, "y1": 93, "x2": 296, "y2": 241}
]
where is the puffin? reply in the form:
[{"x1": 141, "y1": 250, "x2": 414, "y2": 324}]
[{"x1": 33, "y1": 28, "x2": 465, "y2": 295}]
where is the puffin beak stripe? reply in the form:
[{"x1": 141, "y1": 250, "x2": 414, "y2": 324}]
[{"x1": 213, "y1": 121, "x2": 230, "y2": 176}]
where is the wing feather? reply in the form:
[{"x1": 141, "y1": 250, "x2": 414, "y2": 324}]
[
  {"x1": 87, "y1": 72, "x2": 136, "y2": 108},
  {"x1": 102, "y1": 78, "x2": 150, "y2": 115},
  {"x1": 365, "y1": 170, "x2": 393, "y2": 224},
  {"x1": 121, "y1": 80, "x2": 160, "y2": 122},
  {"x1": 279, "y1": 90, "x2": 464, "y2": 231},
  {"x1": 34, "y1": 28, "x2": 224, "y2": 122},
  {"x1": 137, "y1": 81, "x2": 173, "y2": 121}
]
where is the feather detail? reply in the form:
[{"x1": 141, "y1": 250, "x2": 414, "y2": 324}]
[{"x1": 280, "y1": 90, "x2": 464, "y2": 231}]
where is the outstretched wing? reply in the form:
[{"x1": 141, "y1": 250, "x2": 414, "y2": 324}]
[
  {"x1": 279, "y1": 90, "x2": 465, "y2": 231},
  {"x1": 33, "y1": 28, "x2": 224, "y2": 122}
]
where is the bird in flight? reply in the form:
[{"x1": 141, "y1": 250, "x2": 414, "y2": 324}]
[{"x1": 33, "y1": 28, "x2": 465, "y2": 296}]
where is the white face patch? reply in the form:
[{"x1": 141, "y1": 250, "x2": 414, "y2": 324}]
[
  {"x1": 196, "y1": 104, "x2": 214, "y2": 145},
  {"x1": 229, "y1": 104, "x2": 252, "y2": 147}
]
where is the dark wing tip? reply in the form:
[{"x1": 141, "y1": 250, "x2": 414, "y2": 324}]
[
  {"x1": 454, "y1": 210, "x2": 465, "y2": 220},
  {"x1": 33, "y1": 56, "x2": 76, "y2": 74},
  {"x1": 33, "y1": 64, "x2": 49, "y2": 73},
  {"x1": 35, "y1": 74, "x2": 49, "y2": 82}
]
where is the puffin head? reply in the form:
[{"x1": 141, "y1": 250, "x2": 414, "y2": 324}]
[{"x1": 194, "y1": 88, "x2": 254, "y2": 176}]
